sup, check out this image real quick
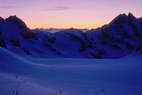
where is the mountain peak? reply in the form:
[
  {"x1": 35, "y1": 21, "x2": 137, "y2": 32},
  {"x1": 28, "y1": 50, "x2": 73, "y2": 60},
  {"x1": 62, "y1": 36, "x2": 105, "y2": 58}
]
[
  {"x1": 5, "y1": 15, "x2": 29, "y2": 30},
  {"x1": 128, "y1": 12, "x2": 136, "y2": 19},
  {"x1": 110, "y1": 13, "x2": 128, "y2": 24},
  {"x1": 110, "y1": 13, "x2": 137, "y2": 24}
]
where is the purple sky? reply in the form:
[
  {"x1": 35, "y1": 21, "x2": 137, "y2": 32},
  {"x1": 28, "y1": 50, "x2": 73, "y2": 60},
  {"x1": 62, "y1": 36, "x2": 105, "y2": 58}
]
[{"x1": 0, "y1": 0, "x2": 142, "y2": 29}]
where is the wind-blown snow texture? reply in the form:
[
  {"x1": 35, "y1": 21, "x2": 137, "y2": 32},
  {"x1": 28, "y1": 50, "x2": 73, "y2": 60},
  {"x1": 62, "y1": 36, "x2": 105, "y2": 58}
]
[{"x1": 0, "y1": 13, "x2": 142, "y2": 58}]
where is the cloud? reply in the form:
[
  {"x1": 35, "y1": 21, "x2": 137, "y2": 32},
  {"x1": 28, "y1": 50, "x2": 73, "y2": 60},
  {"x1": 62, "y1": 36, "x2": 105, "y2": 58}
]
[
  {"x1": 46, "y1": 6, "x2": 71, "y2": 11},
  {"x1": 0, "y1": 5, "x2": 20, "y2": 9}
]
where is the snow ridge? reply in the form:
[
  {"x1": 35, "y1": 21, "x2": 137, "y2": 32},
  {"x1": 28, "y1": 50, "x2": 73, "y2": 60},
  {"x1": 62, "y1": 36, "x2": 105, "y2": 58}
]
[{"x1": 0, "y1": 13, "x2": 142, "y2": 58}]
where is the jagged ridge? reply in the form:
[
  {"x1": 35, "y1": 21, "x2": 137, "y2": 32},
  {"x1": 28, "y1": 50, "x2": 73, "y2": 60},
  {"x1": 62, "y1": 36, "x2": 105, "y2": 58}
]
[{"x1": 0, "y1": 13, "x2": 142, "y2": 58}]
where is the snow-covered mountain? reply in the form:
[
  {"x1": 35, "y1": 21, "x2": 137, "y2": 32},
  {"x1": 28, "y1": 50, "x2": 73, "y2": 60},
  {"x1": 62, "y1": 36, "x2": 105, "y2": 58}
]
[
  {"x1": 1, "y1": 13, "x2": 142, "y2": 95},
  {"x1": 0, "y1": 13, "x2": 142, "y2": 58}
]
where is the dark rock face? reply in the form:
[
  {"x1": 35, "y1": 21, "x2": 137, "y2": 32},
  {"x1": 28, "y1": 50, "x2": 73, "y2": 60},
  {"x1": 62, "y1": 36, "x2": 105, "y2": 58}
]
[
  {"x1": 0, "y1": 40, "x2": 6, "y2": 47},
  {"x1": 21, "y1": 31, "x2": 37, "y2": 40},
  {"x1": 11, "y1": 40, "x2": 21, "y2": 47}
]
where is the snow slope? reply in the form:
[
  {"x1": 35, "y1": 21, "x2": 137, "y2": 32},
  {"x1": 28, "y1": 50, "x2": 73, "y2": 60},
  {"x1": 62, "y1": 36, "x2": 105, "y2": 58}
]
[{"x1": 0, "y1": 48, "x2": 142, "y2": 95}]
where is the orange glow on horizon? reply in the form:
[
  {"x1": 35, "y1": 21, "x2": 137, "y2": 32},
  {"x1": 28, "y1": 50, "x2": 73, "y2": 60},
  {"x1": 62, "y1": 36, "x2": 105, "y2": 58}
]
[
  {"x1": 1, "y1": 0, "x2": 141, "y2": 30},
  {"x1": 28, "y1": 23, "x2": 106, "y2": 29},
  {"x1": 26, "y1": 19, "x2": 109, "y2": 29}
]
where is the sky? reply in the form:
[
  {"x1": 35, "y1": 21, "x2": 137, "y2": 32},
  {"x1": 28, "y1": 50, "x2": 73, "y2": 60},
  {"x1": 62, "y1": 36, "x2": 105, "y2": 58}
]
[{"x1": 0, "y1": 0, "x2": 142, "y2": 29}]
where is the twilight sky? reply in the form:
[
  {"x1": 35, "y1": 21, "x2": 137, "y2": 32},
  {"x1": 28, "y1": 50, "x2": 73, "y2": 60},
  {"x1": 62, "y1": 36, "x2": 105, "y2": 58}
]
[{"x1": 0, "y1": 0, "x2": 142, "y2": 29}]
